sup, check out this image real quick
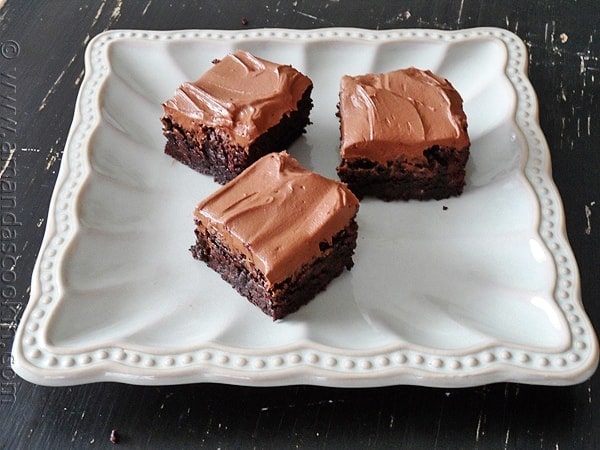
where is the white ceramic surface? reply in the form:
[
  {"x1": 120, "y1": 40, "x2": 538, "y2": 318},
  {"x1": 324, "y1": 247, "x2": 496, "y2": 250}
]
[{"x1": 13, "y1": 28, "x2": 598, "y2": 387}]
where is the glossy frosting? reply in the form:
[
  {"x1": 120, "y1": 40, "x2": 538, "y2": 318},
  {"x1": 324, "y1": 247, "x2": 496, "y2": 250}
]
[
  {"x1": 339, "y1": 67, "x2": 470, "y2": 164},
  {"x1": 162, "y1": 50, "x2": 312, "y2": 147},
  {"x1": 194, "y1": 152, "x2": 359, "y2": 286}
]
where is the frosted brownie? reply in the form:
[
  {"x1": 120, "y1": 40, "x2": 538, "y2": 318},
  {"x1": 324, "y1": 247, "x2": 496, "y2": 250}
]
[
  {"x1": 161, "y1": 50, "x2": 313, "y2": 184},
  {"x1": 190, "y1": 152, "x2": 359, "y2": 320},
  {"x1": 336, "y1": 67, "x2": 470, "y2": 200}
]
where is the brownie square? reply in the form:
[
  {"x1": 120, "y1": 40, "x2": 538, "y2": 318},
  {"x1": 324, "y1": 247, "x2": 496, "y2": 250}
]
[
  {"x1": 336, "y1": 67, "x2": 470, "y2": 201},
  {"x1": 190, "y1": 152, "x2": 359, "y2": 320},
  {"x1": 161, "y1": 50, "x2": 313, "y2": 184}
]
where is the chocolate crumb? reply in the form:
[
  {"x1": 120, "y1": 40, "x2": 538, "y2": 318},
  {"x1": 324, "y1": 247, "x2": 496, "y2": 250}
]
[
  {"x1": 442, "y1": 205, "x2": 448, "y2": 211},
  {"x1": 211, "y1": 58, "x2": 220, "y2": 64},
  {"x1": 241, "y1": 17, "x2": 249, "y2": 26},
  {"x1": 110, "y1": 429, "x2": 120, "y2": 444}
]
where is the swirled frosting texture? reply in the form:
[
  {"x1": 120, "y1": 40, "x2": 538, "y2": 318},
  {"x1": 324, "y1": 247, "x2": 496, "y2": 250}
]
[
  {"x1": 162, "y1": 50, "x2": 313, "y2": 147},
  {"x1": 194, "y1": 152, "x2": 359, "y2": 286},
  {"x1": 339, "y1": 67, "x2": 470, "y2": 164}
]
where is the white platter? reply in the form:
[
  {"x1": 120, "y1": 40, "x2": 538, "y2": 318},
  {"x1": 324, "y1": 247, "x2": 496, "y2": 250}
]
[{"x1": 13, "y1": 28, "x2": 598, "y2": 387}]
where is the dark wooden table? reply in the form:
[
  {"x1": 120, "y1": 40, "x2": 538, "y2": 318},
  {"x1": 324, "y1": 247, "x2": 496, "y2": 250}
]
[{"x1": 2, "y1": 1, "x2": 598, "y2": 448}]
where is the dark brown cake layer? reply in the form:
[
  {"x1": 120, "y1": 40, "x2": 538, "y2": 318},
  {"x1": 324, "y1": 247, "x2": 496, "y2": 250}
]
[
  {"x1": 162, "y1": 88, "x2": 313, "y2": 184},
  {"x1": 190, "y1": 220, "x2": 358, "y2": 320},
  {"x1": 337, "y1": 145, "x2": 470, "y2": 201}
]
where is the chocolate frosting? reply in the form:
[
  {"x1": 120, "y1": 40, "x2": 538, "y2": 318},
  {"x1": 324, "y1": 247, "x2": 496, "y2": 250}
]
[
  {"x1": 162, "y1": 50, "x2": 312, "y2": 148},
  {"x1": 194, "y1": 152, "x2": 359, "y2": 286},
  {"x1": 339, "y1": 67, "x2": 470, "y2": 164}
]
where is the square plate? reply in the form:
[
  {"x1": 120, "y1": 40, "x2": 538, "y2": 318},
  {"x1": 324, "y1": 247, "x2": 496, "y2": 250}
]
[{"x1": 13, "y1": 28, "x2": 598, "y2": 387}]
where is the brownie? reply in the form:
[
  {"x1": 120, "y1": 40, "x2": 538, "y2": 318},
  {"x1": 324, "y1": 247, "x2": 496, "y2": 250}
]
[
  {"x1": 161, "y1": 50, "x2": 313, "y2": 184},
  {"x1": 190, "y1": 152, "x2": 360, "y2": 320},
  {"x1": 336, "y1": 67, "x2": 470, "y2": 201}
]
